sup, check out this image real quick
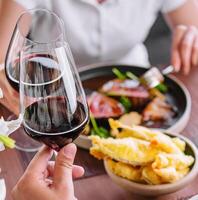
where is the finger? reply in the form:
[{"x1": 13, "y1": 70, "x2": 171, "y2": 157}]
[
  {"x1": 46, "y1": 162, "x2": 84, "y2": 179},
  {"x1": 44, "y1": 161, "x2": 55, "y2": 178},
  {"x1": 191, "y1": 34, "x2": 198, "y2": 67},
  {"x1": 180, "y1": 26, "x2": 197, "y2": 75},
  {"x1": 45, "y1": 178, "x2": 53, "y2": 186},
  {"x1": 26, "y1": 146, "x2": 53, "y2": 176},
  {"x1": 171, "y1": 51, "x2": 181, "y2": 73},
  {"x1": 53, "y1": 143, "x2": 77, "y2": 191},
  {"x1": 72, "y1": 165, "x2": 85, "y2": 179},
  {"x1": 171, "y1": 25, "x2": 187, "y2": 72}
]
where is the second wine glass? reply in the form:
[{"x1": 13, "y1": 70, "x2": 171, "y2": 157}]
[{"x1": 5, "y1": 8, "x2": 65, "y2": 151}]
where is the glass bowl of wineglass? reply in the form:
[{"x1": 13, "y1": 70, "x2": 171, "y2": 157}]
[
  {"x1": 19, "y1": 42, "x2": 89, "y2": 151},
  {"x1": 5, "y1": 8, "x2": 66, "y2": 151}
]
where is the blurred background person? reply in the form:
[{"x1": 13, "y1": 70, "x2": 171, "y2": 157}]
[
  {"x1": 1, "y1": 0, "x2": 198, "y2": 71},
  {"x1": 0, "y1": 0, "x2": 198, "y2": 112}
]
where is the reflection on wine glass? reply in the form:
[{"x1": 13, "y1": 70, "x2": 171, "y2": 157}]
[
  {"x1": 5, "y1": 9, "x2": 64, "y2": 152},
  {"x1": 20, "y1": 42, "x2": 89, "y2": 151}
]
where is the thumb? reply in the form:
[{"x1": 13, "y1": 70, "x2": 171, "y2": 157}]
[
  {"x1": 53, "y1": 143, "x2": 77, "y2": 190},
  {"x1": 171, "y1": 51, "x2": 181, "y2": 72}
]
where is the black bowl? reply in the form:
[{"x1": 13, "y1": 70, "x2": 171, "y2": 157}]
[{"x1": 79, "y1": 64, "x2": 191, "y2": 132}]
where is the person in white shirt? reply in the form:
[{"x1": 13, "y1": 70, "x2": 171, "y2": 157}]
[
  {"x1": 1, "y1": 0, "x2": 198, "y2": 73},
  {"x1": 0, "y1": 0, "x2": 198, "y2": 114},
  {"x1": 0, "y1": 0, "x2": 198, "y2": 199}
]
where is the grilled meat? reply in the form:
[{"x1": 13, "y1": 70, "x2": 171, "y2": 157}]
[
  {"x1": 87, "y1": 92, "x2": 125, "y2": 118},
  {"x1": 142, "y1": 97, "x2": 175, "y2": 122},
  {"x1": 100, "y1": 79, "x2": 150, "y2": 108}
]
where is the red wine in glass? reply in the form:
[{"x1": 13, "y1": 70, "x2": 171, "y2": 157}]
[{"x1": 23, "y1": 97, "x2": 89, "y2": 151}]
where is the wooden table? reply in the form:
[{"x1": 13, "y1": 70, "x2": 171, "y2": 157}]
[{"x1": 0, "y1": 67, "x2": 198, "y2": 200}]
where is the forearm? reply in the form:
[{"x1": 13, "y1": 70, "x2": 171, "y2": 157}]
[{"x1": 164, "y1": 0, "x2": 198, "y2": 31}]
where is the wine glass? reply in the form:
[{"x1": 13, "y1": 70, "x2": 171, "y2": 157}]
[
  {"x1": 5, "y1": 9, "x2": 65, "y2": 151},
  {"x1": 19, "y1": 42, "x2": 89, "y2": 151},
  {"x1": 5, "y1": 8, "x2": 64, "y2": 90}
]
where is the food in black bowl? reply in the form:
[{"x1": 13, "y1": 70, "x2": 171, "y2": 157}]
[
  {"x1": 74, "y1": 64, "x2": 191, "y2": 149},
  {"x1": 84, "y1": 67, "x2": 177, "y2": 137}
]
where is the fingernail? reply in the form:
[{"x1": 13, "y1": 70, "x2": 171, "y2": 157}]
[
  {"x1": 175, "y1": 67, "x2": 179, "y2": 72},
  {"x1": 177, "y1": 25, "x2": 187, "y2": 30},
  {"x1": 63, "y1": 143, "x2": 76, "y2": 158},
  {"x1": 174, "y1": 65, "x2": 180, "y2": 72},
  {"x1": 171, "y1": 60, "x2": 180, "y2": 72},
  {"x1": 184, "y1": 69, "x2": 189, "y2": 75}
]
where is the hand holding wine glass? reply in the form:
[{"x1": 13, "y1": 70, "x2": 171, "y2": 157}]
[
  {"x1": 12, "y1": 143, "x2": 84, "y2": 200},
  {"x1": 5, "y1": 8, "x2": 89, "y2": 200},
  {"x1": 12, "y1": 23, "x2": 88, "y2": 200}
]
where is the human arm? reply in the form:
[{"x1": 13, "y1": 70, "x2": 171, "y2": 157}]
[
  {"x1": 164, "y1": 0, "x2": 198, "y2": 74},
  {"x1": 0, "y1": 0, "x2": 25, "y2": 63},
  {"x1": 0, "y1": 0, "x2": 25, "y2": 113}
]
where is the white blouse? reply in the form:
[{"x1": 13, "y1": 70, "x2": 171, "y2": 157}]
[{"x1": 15, "y1": 0, "x2": 186, "y2": 67}]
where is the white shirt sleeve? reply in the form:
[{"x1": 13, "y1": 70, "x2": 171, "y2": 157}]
[{"x1": 161, "y1": 0, "x2": 186, "y2": 13}]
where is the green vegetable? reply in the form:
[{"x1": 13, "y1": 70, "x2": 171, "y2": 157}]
[
  {"x1": 90, "y1": 114, "x2": 100, "y2": 133},
  {"x1": 126, "y1": 71, "x2": 139, "y2": 81},
  {"x1": 99, "y1": 127, "x2": 109, "y2": 135},
  {"x1": 155, "y1": 83, "x2": 168, "y2": 93},
  {"x1": 0, "y1": 135, "x2": 15, "y2": 149},
  {"x1": 112, "y1": 68, "x2": 140, "y2": 83},
  {"x1": 112, "y1": 68, "x2": 126, "y2": 80},
  {"x1": 90, "y1": 114, "x2": 110, "y2": 138},
  {"x1": 91, "y1": 129, "x2": 97, "y2": 136},
  {"x1": 120, "y1": 96, "x2": 132, "y2": 112}
]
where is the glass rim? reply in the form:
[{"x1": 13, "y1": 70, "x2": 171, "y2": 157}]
[{"x1": 16, "y1": 8, "x2": 65, "y2": 45}]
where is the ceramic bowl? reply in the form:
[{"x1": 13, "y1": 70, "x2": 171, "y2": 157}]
[{"x1": 103, "y1": 132, "x2": 198, "y2": 196}]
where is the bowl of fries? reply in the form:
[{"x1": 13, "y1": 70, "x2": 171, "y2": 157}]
[{"x1": 89, "y1": 119, "x2": 198, "y2": 196}]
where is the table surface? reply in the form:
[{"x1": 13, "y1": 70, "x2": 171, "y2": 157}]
[{"x1": 0, "y1": 67, "x2": 198, "y2": 200}]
